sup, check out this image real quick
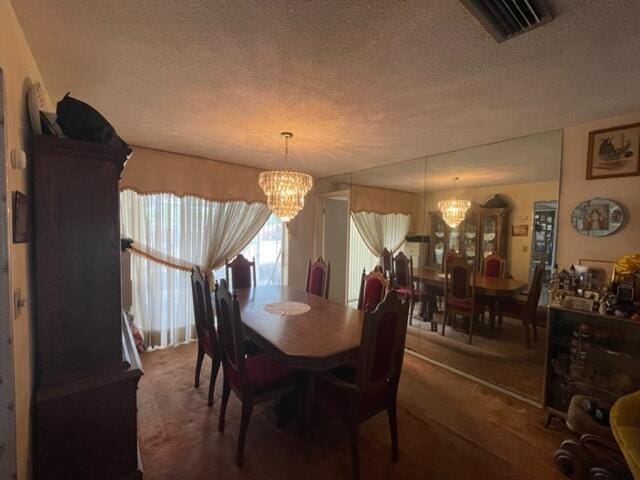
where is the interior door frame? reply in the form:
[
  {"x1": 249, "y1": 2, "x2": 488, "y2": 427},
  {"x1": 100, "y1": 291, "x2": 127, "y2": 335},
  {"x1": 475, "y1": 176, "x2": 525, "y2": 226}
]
[
  {"x1": 318, "y1": 189, "x2": 351, "y2": 304},
  {"x1": 0, "y1": 68, "x2": 17, "y2": 479}
]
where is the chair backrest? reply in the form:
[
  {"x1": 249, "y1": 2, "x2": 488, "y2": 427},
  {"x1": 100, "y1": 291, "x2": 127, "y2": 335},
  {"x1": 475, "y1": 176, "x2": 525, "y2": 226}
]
[
  {"x1": 528, "y1": 261, "x2": 546, "y2": 307},
  {"x1": 380, "y1": 248, "x2": 394, "y2": 277},
  {"x1": 357, "y1": 268, "x2": 388, "y2": 312},
  {"x1": 444, "y1": 253, "x2": 475, "y2": 301},
  {"x1": 225, "y1": 254, "x2": 256, "y2": 290},
  {"x1": 482, "y1": 254, "x2": 505, "y2": 278},
  {"x1": 214, "y1": 279, "x2": 248, "y2": 386},
  {"x1": 355, "y1": 290, "x2": 410, "y2": 392},
  {"x1": 305, "y1": 256, "x2": 330, "y2": 299},
  {"x1": 393, "y1": 251, "x2": 413, "y2": 289},
  {"x1": 191, "y1": 266, "x2": 219, "y2": 353}
]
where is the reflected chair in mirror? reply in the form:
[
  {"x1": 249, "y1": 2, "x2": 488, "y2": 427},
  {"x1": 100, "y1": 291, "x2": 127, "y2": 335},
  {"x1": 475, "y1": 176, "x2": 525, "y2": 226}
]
[
  {"x1": 315, "y1": 290, "x2": 410, "y2": 480},
  {"x1": 225, "y1": 254, "x2": 256, "y2": 289},
  {"x1": 493, "y1": 261, "x2": 545, "y2": 349},
  {"x1": 393, "y1": 251, "x2": 420, "y2": 325},
  {"x1": 190, "y1": 266, "x2": 221, "y2": 407},
  {"x1": 482, "y1": 253, "x2": 505, "y2": 278},
  {"x1": 305, "y1": 256, "x2": 330, "y2": 299},
  {"x1": 357, "y1": 268, "x2": 388, "y2": 312},
  {"x1": 380, "y1": 247, "x2": 394, "y2": 280},
  {"x1": 214, "y1": 279, "x2": 298, "y2": 467},
  {"x1": 442, "y1": 254, "x2": 481, "y2": 344}
]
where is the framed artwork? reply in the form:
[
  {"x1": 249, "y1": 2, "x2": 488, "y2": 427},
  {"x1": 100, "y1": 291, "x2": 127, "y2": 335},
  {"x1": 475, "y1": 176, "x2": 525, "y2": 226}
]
[
  {"x1": 512, "y1": 224, "x2": 528, "y2": 236},
  {"x1": 12, "y1": 191, "x2": 29, "y2": 243},
  {"x1": 587, "y1": 122, "x2": 640, "y2": 179}
]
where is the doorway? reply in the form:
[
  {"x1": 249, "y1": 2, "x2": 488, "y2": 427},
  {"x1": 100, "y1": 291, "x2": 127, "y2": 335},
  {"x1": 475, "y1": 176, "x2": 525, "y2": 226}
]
[{"x1": 320, "y1": 192, "x2": 350, "y2": 304}]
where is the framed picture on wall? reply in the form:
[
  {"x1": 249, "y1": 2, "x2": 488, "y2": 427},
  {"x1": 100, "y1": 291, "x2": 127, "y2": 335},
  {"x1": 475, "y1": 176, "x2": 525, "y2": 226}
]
[{"x1": 587, "y1": 122, "x2": 640, "y2": 179}]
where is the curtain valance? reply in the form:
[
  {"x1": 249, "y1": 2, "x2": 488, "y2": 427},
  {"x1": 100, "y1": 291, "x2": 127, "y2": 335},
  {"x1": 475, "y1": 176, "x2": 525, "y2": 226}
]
[
  {"x1": 120, "y1": 146, "x2": 268, "y2": 205},
  {"x1": 350, "y1": 184, "x2": 418, "y2": 217}
]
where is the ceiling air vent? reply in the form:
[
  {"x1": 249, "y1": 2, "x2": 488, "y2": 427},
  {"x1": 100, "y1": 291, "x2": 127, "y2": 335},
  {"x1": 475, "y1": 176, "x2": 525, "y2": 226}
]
[{"x1": 459, "y1": 0, "x2": 554, "y2": 43}]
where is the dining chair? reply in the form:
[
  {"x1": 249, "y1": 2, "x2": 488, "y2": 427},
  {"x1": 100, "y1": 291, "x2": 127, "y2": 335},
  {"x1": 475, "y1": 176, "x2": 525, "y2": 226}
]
[
  {"x1": 380, "y1": 247, "x2": 394, "y2": 280},
  {"x1": 393, "y1": 251, "x2": 420, "y2": 325},
  {"x1": 305, "y1": 256, "x2": 330, "y2": 299},
  {"x1": 314, "y1": 290, "x2": 410, "y2": 480},
  {"x1": 357, "y1": 268, "x2": 387, "y2": 312},
  {"x1": 190, "y1": 266, "x2": 221, "y2": 407},
  {"x1": 214, "y1": 279, "x2": 299, "y2": 467},
  {"x1": 482, "y1": 253, "x2": 505, "y2": 278},
  {"x1": 442, "y1": 253, "x2": 482, "y2": 344},
  {"x1": 493, "y1": 261, "x2": 545, "y2": 348},
  {"x1": 225, "y1": 253, "x2": 257, "y2": 289}
]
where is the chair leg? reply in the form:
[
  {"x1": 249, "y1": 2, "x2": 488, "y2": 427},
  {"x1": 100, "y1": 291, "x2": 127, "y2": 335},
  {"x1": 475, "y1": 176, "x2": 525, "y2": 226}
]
[
  {"x1": 236, "y1": 403, "x2": 254, "y2": 467},
  {"x1": 531, "y1": 312, "x2": 538, "y2": 342},
  {"x1": 408, "y1": 297, "x2": 414, "y2": 326},
  {"x1": 387, "y1": 403, "x2": 399, "y2": 463},
  {"x1": 522, "y1": 317, "x2": 532, "y2": 349},
  {"x1": 468, "y1": 314, "x2": 474, "y2": 345},
  {"x1": 441, "y1": 311, "x2": 447, "y2": 336},
  {"x1": 208, "y1": 356, "x2": 220, "y2": 407},
  {"x1": 194, "y1": 343, "x2": 205, "y2": 388},
  {"x1": 349, "y1": 424, "x2": 361, "y2": 480},
  {"x1": 218, "y1": 377, "x2": 230, "y2": 433}
]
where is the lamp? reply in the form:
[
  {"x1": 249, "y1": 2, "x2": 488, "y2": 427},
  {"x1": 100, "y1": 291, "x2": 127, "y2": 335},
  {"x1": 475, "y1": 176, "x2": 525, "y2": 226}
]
[
  {"x1": 437, "y1": 177, "x2": 471, "y2": 228},
  {"x1": 258, "y1": 132, "x2": 313, "y2": 222}
]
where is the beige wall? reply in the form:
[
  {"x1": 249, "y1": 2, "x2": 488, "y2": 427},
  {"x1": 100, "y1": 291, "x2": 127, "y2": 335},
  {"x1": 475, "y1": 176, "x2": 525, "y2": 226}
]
[
  {"x1": 424, "y1": 181, "x2": 560, "y2": 281},
  {"x1": 1, "y1": 1, "x2": 52, "y2": 478},
  {"x1": 557, "y1": 111, "x2": 640, "y2": 267}
]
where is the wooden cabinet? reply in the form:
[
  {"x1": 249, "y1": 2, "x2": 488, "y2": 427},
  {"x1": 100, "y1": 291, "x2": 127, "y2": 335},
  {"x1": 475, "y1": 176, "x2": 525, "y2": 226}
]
[
  {"x1": 428, "y1": 205, "x2": 509, "y2": 271},
  {"x1": 31, "y1": 136, "x2": 142, "y2": 479},
  {"x1": 543, "y1": 306, "x2": 640, "y2": 420}
]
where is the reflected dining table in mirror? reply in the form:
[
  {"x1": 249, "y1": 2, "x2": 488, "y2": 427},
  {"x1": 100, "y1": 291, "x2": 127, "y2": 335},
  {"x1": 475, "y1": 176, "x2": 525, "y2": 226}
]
[{"x1": 413, "y1": 266, "x2": 529, "y2": 321}]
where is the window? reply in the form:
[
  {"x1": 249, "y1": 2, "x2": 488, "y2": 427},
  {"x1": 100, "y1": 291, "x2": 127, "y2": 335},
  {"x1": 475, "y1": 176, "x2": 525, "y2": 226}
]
[{"x1": 214, "y1": 214, "x2": 285, "y2": 286}]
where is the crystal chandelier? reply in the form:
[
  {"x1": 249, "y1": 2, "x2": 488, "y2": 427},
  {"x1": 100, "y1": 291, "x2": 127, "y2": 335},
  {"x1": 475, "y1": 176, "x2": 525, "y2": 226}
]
[
  {"x1": 437, "y1": 177, "x2": 471, "y2": 228},
  {"x1": 259, "y1": 132, "x2": 313, "y2": 222}
]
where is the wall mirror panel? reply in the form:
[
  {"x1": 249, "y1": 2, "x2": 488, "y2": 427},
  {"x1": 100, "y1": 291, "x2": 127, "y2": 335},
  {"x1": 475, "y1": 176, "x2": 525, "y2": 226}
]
[{"x1": 417, "y1": 130, "x2": 563, "y2": 402}]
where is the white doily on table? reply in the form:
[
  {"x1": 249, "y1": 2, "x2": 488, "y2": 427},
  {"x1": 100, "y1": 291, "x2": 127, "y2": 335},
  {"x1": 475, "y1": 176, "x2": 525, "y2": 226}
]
[{"x1": 263, "y1": 301, "x2": 311, "y2": 316}]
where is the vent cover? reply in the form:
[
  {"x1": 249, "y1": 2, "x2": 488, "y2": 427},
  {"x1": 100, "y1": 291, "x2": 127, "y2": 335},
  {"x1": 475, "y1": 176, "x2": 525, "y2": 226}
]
[{"x1": 459, "y1": 0, "x2": 554, "y2": 43}]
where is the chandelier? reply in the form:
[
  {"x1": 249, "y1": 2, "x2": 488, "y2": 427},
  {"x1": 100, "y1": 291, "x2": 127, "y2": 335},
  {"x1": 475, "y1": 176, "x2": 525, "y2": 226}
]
[
  {"x1": 437, "y1": 177, "x2": 471, "y2": 228},
  {"x1": 259, "y1": 132, "x2": 313, "y2": 222}
]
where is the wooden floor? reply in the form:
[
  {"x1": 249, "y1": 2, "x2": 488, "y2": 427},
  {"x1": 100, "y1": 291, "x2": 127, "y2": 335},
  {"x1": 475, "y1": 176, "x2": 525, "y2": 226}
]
[
  {"x1": 138, "y1": 342, "x2": 567, "y2": 479},
  {"x1": 406, "y1": 313, "x2": 545, "y2": 402}
]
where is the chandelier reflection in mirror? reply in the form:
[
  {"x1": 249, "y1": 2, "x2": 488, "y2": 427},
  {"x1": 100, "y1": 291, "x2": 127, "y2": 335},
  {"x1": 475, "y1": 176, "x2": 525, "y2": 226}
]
[
  {"x1": 258, "y1": 132, "x2": 313, "y2": 222},
  {"x1": 437, "y1": 177, "x2": 471, "y2": 228}
]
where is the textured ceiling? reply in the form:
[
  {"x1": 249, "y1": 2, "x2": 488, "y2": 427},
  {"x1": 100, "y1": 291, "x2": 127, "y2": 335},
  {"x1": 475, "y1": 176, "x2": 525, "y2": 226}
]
[
  {"x1": 347, "y1": 129, "x2": 562, "y2": 193},
  {"x1": 13, "y1": 0, "x2": 640, "y2": 177}
]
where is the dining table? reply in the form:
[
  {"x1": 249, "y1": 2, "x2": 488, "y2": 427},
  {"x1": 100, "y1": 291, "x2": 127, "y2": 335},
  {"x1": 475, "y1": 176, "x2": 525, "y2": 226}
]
[
  {"x1": 232, "y1": 285, "x2": 364, "y2": 372},
  {"x1": 412, "y1": 266, "x2": 529, "y2": 321}
]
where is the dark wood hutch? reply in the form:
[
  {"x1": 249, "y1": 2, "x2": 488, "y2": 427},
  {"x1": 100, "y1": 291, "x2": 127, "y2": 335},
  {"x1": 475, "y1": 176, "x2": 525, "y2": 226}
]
[
  {"x1": 31, "y1": 136, "x2": 142, "y2": 479},
  {"x1": 428, "y1": 200, "x2": 509, "y2": 272}
]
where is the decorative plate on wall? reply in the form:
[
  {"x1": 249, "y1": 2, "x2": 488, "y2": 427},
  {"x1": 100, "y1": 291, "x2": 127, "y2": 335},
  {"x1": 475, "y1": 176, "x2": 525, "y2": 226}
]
[{"x1": 570, "y1": 198, "x2": 625, "y2": 237}]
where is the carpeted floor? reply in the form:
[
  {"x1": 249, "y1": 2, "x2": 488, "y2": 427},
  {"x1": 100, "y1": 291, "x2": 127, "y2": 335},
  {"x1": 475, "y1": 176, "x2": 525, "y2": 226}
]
[
  {"x1": 138, "y1": 342, "x2": 567, "y2": 479},
  {"x1": 406, "y1": 314, "x2": 545, "y2": 402}
]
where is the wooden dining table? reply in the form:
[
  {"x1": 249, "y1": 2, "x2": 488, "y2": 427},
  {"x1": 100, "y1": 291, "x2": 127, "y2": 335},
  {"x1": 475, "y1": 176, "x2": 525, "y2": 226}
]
[{"x1": 233, "y1": 285, "x2": 364, "y2": 372}]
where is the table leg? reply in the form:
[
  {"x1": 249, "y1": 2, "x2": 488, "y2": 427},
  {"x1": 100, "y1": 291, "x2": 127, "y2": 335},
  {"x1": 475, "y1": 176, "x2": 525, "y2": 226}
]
[{"x1": 303, "y1": 373, "x2": 315, "y2": 441}]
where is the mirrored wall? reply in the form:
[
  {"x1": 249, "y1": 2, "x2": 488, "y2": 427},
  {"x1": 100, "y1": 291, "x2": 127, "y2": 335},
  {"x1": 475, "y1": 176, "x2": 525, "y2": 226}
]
[{"x1": 314, "y1": 130, "x2": 563, "y2": 403}]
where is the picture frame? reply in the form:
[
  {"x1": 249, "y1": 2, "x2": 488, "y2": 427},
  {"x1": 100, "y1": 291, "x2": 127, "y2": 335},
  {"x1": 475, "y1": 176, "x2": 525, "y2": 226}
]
[
  {"x1": 582, "y1": 289, "x2": 601, "y2": 304},
  {"x1": 563, "y1": 295, "x2": 595, "y2": 312},
  {"x1": 587, "y1": 122, "x2": 640, "y2": 180},
  {"x1": 549, "y1": 288, "x2": 566, "y2": 307},
  {"x1": 512, "y1": 224, "x2": 528, "y2": 236},
  {"x1": 12, "y1": 191, "x2": 29, "y2": 243}
]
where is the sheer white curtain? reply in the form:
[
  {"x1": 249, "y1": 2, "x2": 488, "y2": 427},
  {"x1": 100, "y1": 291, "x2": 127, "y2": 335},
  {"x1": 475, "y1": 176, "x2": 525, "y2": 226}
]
[
  {"x1": 351, "y1": 211, "x2": 411, "y2": 257},
  {"x1": 348, "y1": 211, "x2": 411, "y2": 304},
  {"x1": 120, "y1": 190, "x2": 271, "y2": 348}
]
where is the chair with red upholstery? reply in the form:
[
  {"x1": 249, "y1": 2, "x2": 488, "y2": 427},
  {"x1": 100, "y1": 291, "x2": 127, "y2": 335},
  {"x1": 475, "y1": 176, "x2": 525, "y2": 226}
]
[
  {"x1": 482, "y1": 253, "x2": 505, "y2": 278},
  {"x1": 442, "y1": 253, "x2": 482, "y2": 344},
  {"x1": 315, "y1": 290, "x2": 410, "y2": 480},
  {"x1": 305, "y1": 256, "x2": 330, "y2": 298},
  {"x1": 493, "y1": 261, "x2": 545, "y2": 348},
  {"x1": 357, "y1": 268, "x2": 388, "y2": 312},
  {"x1": 190, "y1": 266, "x2": 221, "y2": 407},
  {"x1": 214, "y1": 279, "x2": 298, "y2": 466},
  {"x1": 225, "y1": 254, "x2": 256, "y2": 290},
  {"x1": 393, "y1": 251, "x2": 420, "y2": 325}
]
